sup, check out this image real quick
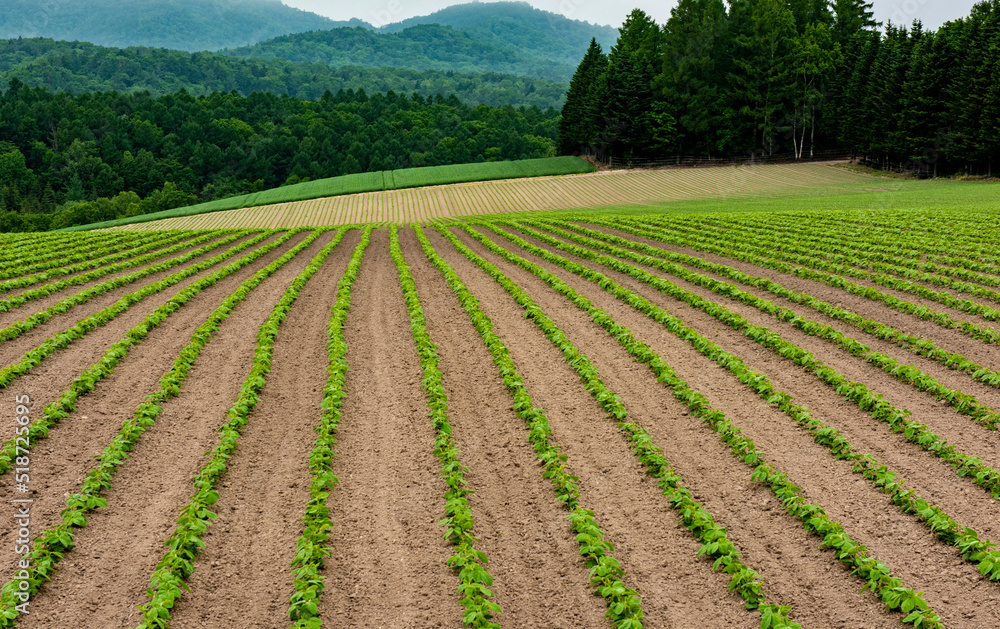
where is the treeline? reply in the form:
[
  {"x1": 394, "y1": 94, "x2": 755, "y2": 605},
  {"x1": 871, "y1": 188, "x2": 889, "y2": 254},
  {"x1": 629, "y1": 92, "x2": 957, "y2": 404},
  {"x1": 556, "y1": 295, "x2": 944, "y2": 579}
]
[
  {"x1": 0, "y1": 81, "x2": 558, "y2": 232},
  {"x1": 560, "y1": 0, "x2": 1000, "y2": 176},
  {"x1": 0, "y1": 38, "x2": 567, "y2": 110}
]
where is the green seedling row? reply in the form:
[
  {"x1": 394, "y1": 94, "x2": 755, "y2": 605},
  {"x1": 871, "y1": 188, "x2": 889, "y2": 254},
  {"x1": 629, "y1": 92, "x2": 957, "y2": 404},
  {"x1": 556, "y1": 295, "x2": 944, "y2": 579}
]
[
  {"x1": 286, "y1": 227, "x2": 370, "y2": 629},
  {"x1": 137, "y1": 229, "x2": 337, "y2": 628},
  {"x1": 414, "y1": 224, "x2": 645, "y2": 629},
  {"x1": 0, "y1": 231, "x2": 231, "y2": 314},
  {"x1": 391, "y1": 226, "x2": 502, "y2": 629},
  {"x1": 0, "y1": 231, "x2": 295, "y2": 475},
  {"x1": 509, "y1": 222, "x2": 1000, "y2": 500},
  {"x1": 489, "y1": 222, "x2": 1000, "y2": 583},
  {"x1": 465, "y1": 221, "x2": 943, "y2": 627},
  {"x1": 570, "y1": 220, "x2": 1000, "y2": 400},
  {"x1": 439, "y1": 225, "x2": 801, "y2": 627},
  {"x1": 0, "y1": 230, "x2": 337, "y2": 627},
  {"x1": 544, "y1": 222, "x2": 1000, "y2": 430}
]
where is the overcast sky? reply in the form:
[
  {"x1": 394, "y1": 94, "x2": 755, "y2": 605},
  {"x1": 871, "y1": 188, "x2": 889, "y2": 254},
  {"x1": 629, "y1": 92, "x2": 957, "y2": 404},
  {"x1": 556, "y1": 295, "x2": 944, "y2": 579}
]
[{"x1": 282, "y1": 0, "x2": 981, "y2": 31}]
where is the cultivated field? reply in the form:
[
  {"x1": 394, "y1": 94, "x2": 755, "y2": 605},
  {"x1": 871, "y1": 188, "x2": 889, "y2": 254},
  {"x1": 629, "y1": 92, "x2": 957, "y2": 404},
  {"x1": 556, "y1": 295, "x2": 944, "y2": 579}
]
[
  {"x1": 3, "y1": 206, "x2": 1000, "y2": 628},
  {"x1": 102, "y1": 162, "x2": 871, "y2": 230}
]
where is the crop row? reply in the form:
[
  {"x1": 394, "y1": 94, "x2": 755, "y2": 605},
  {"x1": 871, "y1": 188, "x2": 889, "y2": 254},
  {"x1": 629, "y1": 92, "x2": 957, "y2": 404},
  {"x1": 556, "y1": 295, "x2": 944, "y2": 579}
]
[
  {"x1": 543, "y1": 221, "x2": 1000, "y2": 430},
  {"x1": 0, "y1": 231, "x2": 233, "y2": 314},
  {"x1": 678, "y1": 215, "x2": 1000, "y2": 296},
  {"x1": 413, "y1": 224, "x2": 646, "y2": 628},
  {"x1": 288, "y1": 227, "x2": 371, "y2": 628},
  {"x1": 507, "y1": 222, "x2": 1000, "y2": 500},
  {"x1": 0, "y1": 231, "x2": 273, "y2": 387},
  {"x1": 0, "y1": 231, "x2": 134, "y2": 271},
  {"x1": 568, "y1": 220, "x2": 1000, "y2": 402},
  {"x1": 639, "y1": 217, "x2": 1000, "y2": 334},
  {"x1": 435, "y1": 225, "x2": 803, "y2": 627},
  {"x1": 476, "y1": 222, "x2": 1000, "y2": 583},
  {"x1": 458, "y1": 222, "x2": 943, "y2": 626},
  {"x1": 611, "y1": 218, "x2": 1000, "y2": 346},
  {"x1": 697, "y1": 213, "x2": 1000, "y2": 278},
  {"x1": 0, "y1": 229, "x2": 332, "y2": 627},
  {"x1": 0, "y1": 231, "x2": 198, "y2": 293},
  {"x1": 390, "y1": 226, "x2": 501, "y2": 628},
  {"x1": 138, "y1": 229, "x2": 336, "y2": 628},
  {"x1": 0, "y1": 231, "x2": 295, "y2": 475},
  {"x1": 0, "y1": 231, "x2": 173, "y2": 281}
]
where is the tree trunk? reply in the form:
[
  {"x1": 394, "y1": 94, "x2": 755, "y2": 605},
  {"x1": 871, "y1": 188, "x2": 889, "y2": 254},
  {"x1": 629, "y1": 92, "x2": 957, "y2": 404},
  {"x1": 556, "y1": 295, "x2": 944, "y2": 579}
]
[{"x1": 809, "y1": 107, "x2": 815, "y2": 159}]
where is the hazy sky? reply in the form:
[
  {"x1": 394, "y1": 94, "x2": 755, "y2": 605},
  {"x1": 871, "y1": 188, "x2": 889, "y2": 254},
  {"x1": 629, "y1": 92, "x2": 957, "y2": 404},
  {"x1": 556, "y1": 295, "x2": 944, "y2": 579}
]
[{"x1": 282, "y1": 0, "x2": 981, "y2": 30}]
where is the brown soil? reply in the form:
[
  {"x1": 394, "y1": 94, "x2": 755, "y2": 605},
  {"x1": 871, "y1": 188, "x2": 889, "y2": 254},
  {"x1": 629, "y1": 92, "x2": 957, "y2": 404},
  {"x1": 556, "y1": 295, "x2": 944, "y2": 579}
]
[
  {"x1": 0, "y1": 233, "x2": 224, "y2": 327},
  {"x1": 483, "y1": 224, "x2": 1000, "y2": 627},
  {"x1": 12, "y1": 222, "x2": 1000, "y2": 628},
  {"x1": 0, "y1": 232, "x2": 264, "y2": 369},
  {"x1": 399, "y1": 228, "x2": 610, "y2": 628},
  {"x1": 319, "y1": 229, "x2": 460, "y2": 628},
  {"x1": 0, "y1": 233, "x2": 202, "y2": 301},
  {"x1": 15, "y1": 231, "x2": 326, "y2": 628},
  {"x1": 437, "y1": 226, "x2": 898, "y2": 629},
  {"x1": 592, "y1": 223, "x2": 1000, "y2": 375},
  {"x1": 167, "y1": 230, "x2": 362, "y2": 628}
]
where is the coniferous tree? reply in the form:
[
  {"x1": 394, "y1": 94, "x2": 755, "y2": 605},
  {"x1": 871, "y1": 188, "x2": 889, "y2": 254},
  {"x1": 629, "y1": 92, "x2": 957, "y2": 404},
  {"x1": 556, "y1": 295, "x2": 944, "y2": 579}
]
[
  {"x1": 830, "y1": 0, "x2": 878, "y2": 46},
  {"x1": 592, "y1": 10, "x2": 664, "y2": 159},
  {"x1": 558, "y1": 39, "x2": 607, "y2": 155},
  {"x1": 727, "y1": 0, "x2": 797, "y2": 154},
  {"x1": 659, "y1": 0, "x2": 727, "y2": 155}
]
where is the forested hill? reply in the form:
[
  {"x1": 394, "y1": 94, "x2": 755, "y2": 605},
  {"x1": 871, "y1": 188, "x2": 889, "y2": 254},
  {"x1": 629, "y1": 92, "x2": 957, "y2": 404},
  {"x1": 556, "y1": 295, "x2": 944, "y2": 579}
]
[
  {"x1": 0, "y1": 38, "x2": 567, "y2": 109},
  {"x1": 0, "y1": 81, "x2": 560, "y2": 232},
  {"x1": 378, "y1": 2, "x2": 619, "y2": 70},
  {"x1": 0, "y1": 0, "x2": 358, "y2": 52},
  {"x1": 559, "y1": 0, "x2": 1000, "y2": 177},
  {"x1": 222, "y1": 24, "x2": 575, "y2": 83}
]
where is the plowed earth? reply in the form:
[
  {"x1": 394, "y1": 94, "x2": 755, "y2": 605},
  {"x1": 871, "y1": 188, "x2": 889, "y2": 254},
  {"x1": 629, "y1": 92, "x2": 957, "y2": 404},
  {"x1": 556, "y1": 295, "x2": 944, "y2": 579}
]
[{"x1": 2, "y1": 215, "x2": 999, "y2": 629}]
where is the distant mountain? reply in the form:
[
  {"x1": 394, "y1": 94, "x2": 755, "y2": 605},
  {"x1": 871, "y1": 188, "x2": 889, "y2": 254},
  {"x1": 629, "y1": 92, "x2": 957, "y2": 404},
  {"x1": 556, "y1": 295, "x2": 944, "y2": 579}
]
[
  {"x1": 222, "y1": 23, "x2": 576, "y2": 83},
  {"x1": 0, "y1": 38, "x2": 568, "y2": 109},
  {"x1": 379, "y1": 2, "x2": 619, "y2": 69},
  {"x1": 223, "y1": 3, "x2": 620, "y2": 83},
  {"x1": 0, "y1": 0, "x2": 361, "y2": 52}
]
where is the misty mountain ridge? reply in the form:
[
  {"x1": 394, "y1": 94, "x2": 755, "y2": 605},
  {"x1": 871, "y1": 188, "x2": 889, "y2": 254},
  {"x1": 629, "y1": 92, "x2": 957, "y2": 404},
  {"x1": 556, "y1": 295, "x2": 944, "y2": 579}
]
[
  {"x1": 0, "y1": 1, "x2": 617, "y2": 83},
  {"x1": 0, "y1": 0, "x2": 356, "y2": 52}
]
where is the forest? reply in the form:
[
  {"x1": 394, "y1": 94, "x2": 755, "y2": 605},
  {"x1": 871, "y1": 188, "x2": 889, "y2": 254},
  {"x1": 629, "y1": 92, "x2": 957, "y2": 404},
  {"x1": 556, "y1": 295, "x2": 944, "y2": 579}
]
[
  {"x1": 0, "y1": 38, "x2": 567, "y2": 109},
  {"x1": 559, "y1": 0, "x2": 1000, "y2": 176},
  {"x1": 0, "y1": 82, "x2": 559, "y2": 232}
]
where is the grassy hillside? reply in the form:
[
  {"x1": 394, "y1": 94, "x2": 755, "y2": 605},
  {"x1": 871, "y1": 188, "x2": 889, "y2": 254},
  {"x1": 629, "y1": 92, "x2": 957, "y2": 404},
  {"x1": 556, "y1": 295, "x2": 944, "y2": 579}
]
[
  {"x1": 0, "y1": 0, "x2": 356, "y2": 51},
  {"x1": 63, "y1": 157, "x2": 596, "y2": 231},
  {"x1": 93, "y1": 161, "x2": 924, "y2": 230}
]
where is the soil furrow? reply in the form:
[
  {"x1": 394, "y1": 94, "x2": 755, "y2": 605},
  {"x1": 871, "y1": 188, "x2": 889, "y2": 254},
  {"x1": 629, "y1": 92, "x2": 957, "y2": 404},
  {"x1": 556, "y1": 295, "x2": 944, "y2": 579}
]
[
  {"x1": 0, "y1": 232, "x2": 265, "y2": 369},
  {"x1": 591, "y1": 224, "x2": 1000, "y2": 372},
  {"x1": 14, "y1": 231, "x2": 326, "y2": 628},
  {"x1": 437, "y1": 226, "x2": 888, "y2": 629},
  {"x1": 166, "y1": 230, "x2": 361, "y2": 628},
  {"x1": 530, "y1": 227, "x2": 1000, "y2": 514},
  {"x1": 579, "y1": 225, "x2": 1000, "y2": 417},
  {"x1": 463, "y1": 224, "x2": 999, "y2": 628},
  {"x1": 0, "y1": 234, "x2": 224, "y2": 326},
  {"x1": 399, "y1": 228, "x2": 610, "y2": 629},
  {"x1": 0, "y1": 233, "x2": 198, "y2": 302},
  {"x1": 319, "y1": 230, "x2": 459, "y2": 628}
]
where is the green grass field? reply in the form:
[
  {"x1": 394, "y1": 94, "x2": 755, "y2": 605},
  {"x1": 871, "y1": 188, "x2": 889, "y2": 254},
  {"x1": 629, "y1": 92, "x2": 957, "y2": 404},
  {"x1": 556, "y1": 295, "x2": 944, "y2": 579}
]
[{"x1": 528, "y1": 169, "x2": 1000, "y2": 218}]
